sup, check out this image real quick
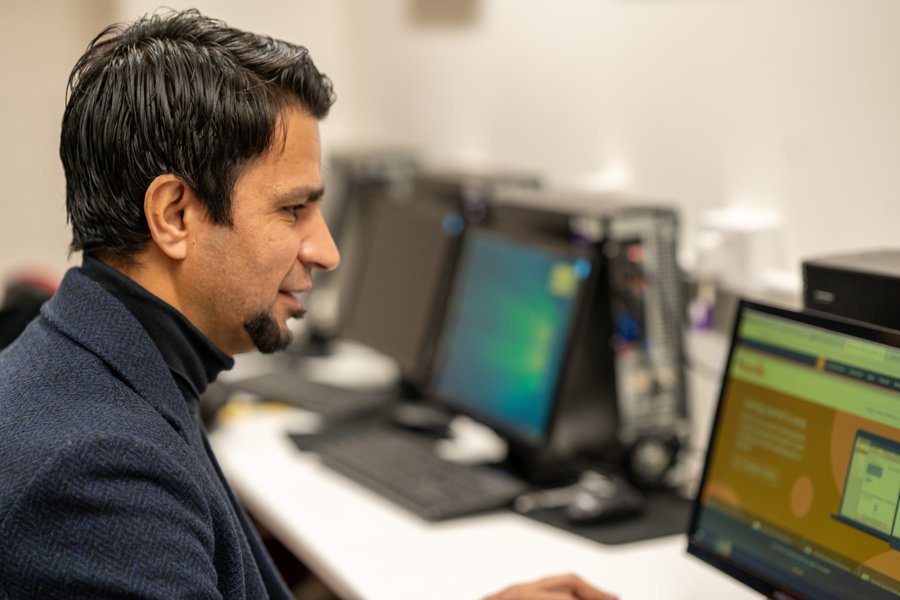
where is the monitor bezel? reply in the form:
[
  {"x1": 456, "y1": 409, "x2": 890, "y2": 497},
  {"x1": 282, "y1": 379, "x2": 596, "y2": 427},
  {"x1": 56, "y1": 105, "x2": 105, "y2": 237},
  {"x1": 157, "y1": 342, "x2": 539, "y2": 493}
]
[
  {"x1": 687, "y1": 298, "x2": 900, "y2": 600},
  {"x1": 425, "y1": 224, "x2": 598, "y2": 449}
]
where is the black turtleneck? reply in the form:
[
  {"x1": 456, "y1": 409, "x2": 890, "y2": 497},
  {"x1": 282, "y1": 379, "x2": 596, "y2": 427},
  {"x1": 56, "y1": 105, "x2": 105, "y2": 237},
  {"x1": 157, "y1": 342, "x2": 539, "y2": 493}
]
[{"x1": 80, "y1": 255, "x2": 234, "y2": 402}]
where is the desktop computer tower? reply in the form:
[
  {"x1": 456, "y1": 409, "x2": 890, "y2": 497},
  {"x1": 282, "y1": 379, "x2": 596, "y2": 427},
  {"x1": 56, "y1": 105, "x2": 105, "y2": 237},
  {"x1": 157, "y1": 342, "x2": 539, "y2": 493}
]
[
  {"x1": 803, "y1": 249, "x2": 900, "y2": 331},
  {"x1": 604, "y1": 209, "x2": 687, "y2": 443},
  {"x1": 604, "y1": 208, "x2": 687, "y2": 485}
]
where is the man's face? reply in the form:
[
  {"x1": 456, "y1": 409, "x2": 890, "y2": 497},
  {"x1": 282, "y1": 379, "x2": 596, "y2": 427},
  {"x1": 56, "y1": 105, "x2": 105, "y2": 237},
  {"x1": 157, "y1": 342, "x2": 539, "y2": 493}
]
[{"x1": 184, "y1": 106, "x2": 339, "y2": 355}]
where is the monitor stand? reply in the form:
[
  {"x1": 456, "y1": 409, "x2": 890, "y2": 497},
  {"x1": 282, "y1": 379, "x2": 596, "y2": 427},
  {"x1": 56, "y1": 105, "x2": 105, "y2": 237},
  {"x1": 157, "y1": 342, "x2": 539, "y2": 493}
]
[{"x1": 505, "y1": 443, "x2": 587, "y2": 486}]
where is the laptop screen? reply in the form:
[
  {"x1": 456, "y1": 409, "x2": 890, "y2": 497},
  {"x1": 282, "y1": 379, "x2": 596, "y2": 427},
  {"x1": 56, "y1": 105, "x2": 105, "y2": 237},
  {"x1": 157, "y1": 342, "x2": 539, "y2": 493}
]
[{"x1": 688, "y1": 300, "x2": 900, "y2": 600}]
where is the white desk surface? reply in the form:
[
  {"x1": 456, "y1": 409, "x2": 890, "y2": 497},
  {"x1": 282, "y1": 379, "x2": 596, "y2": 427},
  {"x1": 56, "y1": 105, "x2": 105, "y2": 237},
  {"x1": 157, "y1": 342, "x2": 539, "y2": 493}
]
[{"x1": 209, "y1": 404, "x2": 760, "y2": 600}]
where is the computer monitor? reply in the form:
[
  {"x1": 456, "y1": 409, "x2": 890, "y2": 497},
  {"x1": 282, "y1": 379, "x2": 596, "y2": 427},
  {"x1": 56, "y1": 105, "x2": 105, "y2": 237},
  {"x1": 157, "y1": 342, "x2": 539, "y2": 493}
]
[
  {"x1": 303, "y1": 149, "x2": 417, "y2": 339},
  {"x1": 338, "y1": 169, "x2": 541, "y2": 391},
  {"x1": 429, "y1": 226, "x2": 595, "y2": 450},
  {"x1": 688, "y1": 299, "x2": 900, "y2": 600},
  {"x1": 339, "y1": 196, "x2": 465, "y2": 389}
]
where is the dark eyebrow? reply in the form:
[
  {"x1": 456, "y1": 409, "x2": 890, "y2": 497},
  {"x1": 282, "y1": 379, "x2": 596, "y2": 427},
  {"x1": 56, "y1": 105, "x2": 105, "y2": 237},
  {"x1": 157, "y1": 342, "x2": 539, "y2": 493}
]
[{"x1": 273, "y1": 185, "x2": 325, "y2": 205}]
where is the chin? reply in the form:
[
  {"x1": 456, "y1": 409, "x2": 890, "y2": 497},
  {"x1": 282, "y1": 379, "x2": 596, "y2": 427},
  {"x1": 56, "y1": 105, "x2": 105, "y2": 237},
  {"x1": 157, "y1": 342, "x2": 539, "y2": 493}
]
[{"x1": 244, "y1": 311, "x2": 293, "y2": 354}]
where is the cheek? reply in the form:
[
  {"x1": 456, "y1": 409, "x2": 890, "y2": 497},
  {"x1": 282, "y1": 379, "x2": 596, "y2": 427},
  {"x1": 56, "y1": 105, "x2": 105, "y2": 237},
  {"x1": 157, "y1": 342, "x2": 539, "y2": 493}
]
[
  {"x1": 270, "y1": 237, "x2": 302, "y2": 270},
  {"x1": 231, "y1": 228, "x2": 300, "y2": 289},
  {"x1": 253, "y1": 240, "x2": 300, "y2": 287}
]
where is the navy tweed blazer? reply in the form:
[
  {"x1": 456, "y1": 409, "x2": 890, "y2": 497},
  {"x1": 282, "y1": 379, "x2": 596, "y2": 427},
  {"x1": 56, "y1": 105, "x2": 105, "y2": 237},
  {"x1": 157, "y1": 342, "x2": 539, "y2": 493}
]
[{"x1": 0, "y1": 269, "x2": 291, "y2": 599}]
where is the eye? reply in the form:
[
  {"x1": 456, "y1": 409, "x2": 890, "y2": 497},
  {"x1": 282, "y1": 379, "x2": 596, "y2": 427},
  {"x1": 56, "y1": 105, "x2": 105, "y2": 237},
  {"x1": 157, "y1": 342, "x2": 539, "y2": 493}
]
[{"x1": 281, "y1": 204, "x2": 307, "y2": 219}]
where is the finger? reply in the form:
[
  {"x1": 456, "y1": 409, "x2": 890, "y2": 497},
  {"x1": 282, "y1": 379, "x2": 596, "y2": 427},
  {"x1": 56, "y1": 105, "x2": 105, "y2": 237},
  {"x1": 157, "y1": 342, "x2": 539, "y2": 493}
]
[
  {"x1": 488, "y1": 591, "x2": 589, "y2": 600},
  {"x1": 534, "y1": 573, "x2": 619, "y2": 600},
  {"x1": 485, "y1": 576, "x2": 618, "y2": 600},
  {"x1": 570, "y1": 577, "x2": 618, "y2": 600}
]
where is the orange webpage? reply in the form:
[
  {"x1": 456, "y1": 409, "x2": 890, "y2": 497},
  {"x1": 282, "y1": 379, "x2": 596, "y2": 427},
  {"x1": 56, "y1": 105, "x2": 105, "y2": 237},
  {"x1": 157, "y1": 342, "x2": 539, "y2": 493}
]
[{"x1": 704, "y1": 344, "x2": 900, "y2": 587}]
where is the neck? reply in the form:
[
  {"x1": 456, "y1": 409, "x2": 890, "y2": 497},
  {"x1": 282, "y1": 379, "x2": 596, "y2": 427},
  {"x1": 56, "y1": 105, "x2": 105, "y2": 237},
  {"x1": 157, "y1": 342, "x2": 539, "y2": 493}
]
[
  {"x1": 97, "y1": 249, "x2": 202, "y2": 345},
  {"x1": 97, "y1": 249, "x2": 177, "y2": 302}
]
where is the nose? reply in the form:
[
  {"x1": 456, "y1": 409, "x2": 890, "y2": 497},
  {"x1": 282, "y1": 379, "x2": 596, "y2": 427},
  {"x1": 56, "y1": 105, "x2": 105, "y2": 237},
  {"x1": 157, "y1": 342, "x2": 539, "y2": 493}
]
[{"x1": 299, "y1": 206, "x2": 340, "y2": 272}]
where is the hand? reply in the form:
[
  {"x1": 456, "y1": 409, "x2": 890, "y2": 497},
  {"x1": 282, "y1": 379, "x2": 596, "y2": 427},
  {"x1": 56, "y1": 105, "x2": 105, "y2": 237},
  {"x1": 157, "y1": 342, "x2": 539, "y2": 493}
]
[{"x1": 484, "y1": 573, "x2": 618, "y2": 600}]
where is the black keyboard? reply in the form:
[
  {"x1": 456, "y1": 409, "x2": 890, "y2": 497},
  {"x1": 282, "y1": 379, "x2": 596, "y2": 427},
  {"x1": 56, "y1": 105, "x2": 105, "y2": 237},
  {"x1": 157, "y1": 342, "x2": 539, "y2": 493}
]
[
  {"x1": 228, "y1": 372, "x2": 396, "y2": 421},
  {"x1": 312, "y1": 425, "x2": 528, "y2": 521}
]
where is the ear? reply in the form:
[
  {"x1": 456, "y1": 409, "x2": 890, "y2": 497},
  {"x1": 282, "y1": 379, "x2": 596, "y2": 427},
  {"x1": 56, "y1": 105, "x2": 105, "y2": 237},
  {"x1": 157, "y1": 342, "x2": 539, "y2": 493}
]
[{"x1": 144, "y1": 175, "x2": 202, "y2": 261}]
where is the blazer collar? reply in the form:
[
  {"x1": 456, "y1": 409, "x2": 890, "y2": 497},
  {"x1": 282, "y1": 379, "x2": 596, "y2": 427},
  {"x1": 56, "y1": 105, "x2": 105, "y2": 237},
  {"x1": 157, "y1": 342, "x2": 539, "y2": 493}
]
[{"x1": 40, "y1": 268, "x2": 193, "y2": 437}]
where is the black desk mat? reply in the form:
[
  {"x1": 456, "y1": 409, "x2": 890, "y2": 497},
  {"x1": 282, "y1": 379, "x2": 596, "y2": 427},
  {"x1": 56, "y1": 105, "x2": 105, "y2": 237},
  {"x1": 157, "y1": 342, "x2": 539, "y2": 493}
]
[{"x1": 522, "y1": 488, "x2": 693, "y2": 545}]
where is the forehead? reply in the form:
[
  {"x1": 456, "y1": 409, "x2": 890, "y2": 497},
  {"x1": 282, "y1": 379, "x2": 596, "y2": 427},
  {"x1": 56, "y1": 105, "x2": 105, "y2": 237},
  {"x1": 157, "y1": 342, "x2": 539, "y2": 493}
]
[{"x1": 233, "y1": 107, "x2": 323, "y2": 205}]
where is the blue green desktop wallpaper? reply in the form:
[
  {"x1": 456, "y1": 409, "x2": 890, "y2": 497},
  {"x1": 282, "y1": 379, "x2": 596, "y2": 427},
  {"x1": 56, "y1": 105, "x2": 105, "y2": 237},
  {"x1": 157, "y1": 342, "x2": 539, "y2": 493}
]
[{"x1": 434, "y1": 232, "x2": 588, "y2": 443}]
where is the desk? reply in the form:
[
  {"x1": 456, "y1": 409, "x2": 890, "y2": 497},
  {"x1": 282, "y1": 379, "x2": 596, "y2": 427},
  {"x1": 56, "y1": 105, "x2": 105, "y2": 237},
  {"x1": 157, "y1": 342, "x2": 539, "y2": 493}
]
[{"x1": 209, "y1": 405, "x2": 760, "y2": 600}]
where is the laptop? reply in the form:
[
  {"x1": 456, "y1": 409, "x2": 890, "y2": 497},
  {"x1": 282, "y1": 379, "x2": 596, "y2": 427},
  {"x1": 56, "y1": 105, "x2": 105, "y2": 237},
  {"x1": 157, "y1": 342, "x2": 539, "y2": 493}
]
[{"x1": 688, "y1": 299, "x2": 900, "y2": 599}]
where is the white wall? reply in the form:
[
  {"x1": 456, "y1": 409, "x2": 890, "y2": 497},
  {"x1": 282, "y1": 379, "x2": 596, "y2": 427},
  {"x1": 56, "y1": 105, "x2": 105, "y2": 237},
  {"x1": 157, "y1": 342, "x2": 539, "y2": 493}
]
[
  {"x1": 337, "y1": 0, "x2": 900, "y2": 286},
  {"x1": 4, "y1": 0, "x2": 900, "y2": 292},
  {"x1": 0, "y1": 0, "x2": 119, "y2": 284}
]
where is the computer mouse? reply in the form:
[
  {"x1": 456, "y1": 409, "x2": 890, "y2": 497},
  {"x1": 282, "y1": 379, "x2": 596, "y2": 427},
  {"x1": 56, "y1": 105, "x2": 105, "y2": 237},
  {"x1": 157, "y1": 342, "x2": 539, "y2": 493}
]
[
  {"x1": 563, "y1": 474, "x2": 645, "y2": 524},
  {"x1": 388, "y1": 402, "x2": 453, "y2": 438}
]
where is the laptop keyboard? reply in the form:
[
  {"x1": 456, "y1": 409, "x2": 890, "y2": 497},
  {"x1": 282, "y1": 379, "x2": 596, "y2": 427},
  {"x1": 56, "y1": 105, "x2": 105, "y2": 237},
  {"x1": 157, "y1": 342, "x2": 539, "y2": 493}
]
[{"x1": 311, "y1": 425, "x2": 528, "y2": 521}]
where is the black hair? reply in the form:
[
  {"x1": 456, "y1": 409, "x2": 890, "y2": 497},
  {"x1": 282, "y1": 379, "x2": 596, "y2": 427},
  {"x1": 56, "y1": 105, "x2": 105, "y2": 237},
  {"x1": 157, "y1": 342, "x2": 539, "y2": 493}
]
[{"x1": 60, "y1": 9, "x2": 336, "y2": 259}]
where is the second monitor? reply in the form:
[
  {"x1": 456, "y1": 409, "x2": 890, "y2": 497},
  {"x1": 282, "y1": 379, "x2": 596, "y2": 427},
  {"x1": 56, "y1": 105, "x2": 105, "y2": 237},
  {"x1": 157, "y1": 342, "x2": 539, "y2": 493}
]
[
  {"x1": 431, "y1": 227, "x2": 593, "y2": 445},
  {"x1": 427, "y1": 225, "x2": 619, "y2": 480}
]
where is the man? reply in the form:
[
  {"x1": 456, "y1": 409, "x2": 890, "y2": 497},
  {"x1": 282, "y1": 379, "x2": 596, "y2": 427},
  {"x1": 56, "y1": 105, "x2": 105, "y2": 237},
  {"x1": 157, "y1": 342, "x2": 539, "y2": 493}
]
[{"x1": 0, "y1": 10, "x2": 615, "y2": 600}]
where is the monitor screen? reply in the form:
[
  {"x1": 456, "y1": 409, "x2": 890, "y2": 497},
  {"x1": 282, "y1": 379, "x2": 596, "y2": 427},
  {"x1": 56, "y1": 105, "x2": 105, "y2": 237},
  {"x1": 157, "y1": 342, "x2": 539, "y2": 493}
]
[
  {"x1": 688, "y1": 300, "x2": 900, "y2": 600},
  {"x1": 430, "y1": 228, "x2": 592, "y2": 445}
]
